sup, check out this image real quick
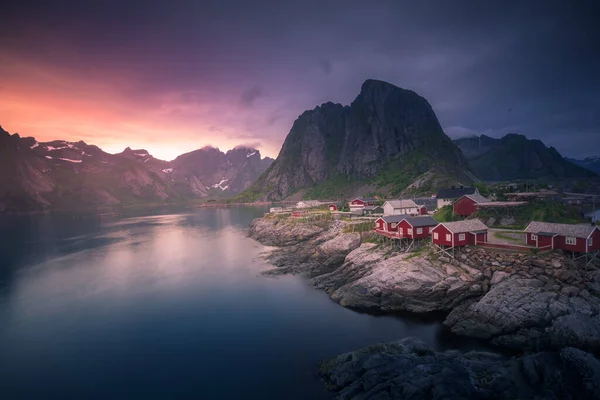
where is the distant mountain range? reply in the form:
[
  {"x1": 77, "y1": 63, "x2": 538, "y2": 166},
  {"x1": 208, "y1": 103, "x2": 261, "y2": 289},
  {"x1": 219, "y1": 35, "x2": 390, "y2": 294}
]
[
  {"x1": 565, "y1": 156, "x2": 600, "y2": 175},
  {"x1": 240, "y1": 79, "x2": 475, "y2": 201},
  {"x1": 0, "y1": 125, "x2": 273, "y2": 212},
  {"x1": 452, "y1": 134, "x2": 596, "y2": 181}
]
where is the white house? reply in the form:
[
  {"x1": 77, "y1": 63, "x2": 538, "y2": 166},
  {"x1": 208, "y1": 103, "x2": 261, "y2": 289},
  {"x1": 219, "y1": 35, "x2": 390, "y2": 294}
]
[
  {"x1": 269, "y1": 207, "x2": 284, "y2": 213},
  {"x1": 382, "y1": 199, "x2": 420, "y2": 216},
  {"x1": 296, "y1": 200, "x2": 322, "y2": 209}
]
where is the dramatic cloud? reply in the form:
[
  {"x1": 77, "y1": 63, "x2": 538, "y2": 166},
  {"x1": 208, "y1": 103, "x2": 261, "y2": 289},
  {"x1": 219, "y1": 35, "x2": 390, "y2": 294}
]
[{"x1": 0, "y1": 0, "x2": 598, "y2": 159}]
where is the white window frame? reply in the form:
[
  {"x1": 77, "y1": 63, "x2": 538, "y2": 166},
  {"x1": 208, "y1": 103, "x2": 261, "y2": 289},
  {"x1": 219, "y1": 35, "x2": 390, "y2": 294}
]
[
  {"x1": 458, "y1": 233, "x2": 466, "y2": 241},
  {"x1": 433, "y1": 232, "x2": 439, "y2": 240},
  {"x1": 445, "y1": 233, "x2": 451, "y2": 242},
  {"x1": 531, "y1": 234, "x2": 537, "y2": 241},
  {"x1": 407, "y1": 228, "x2": 413, "y2": 235},
  {"x1": 565, "y1": 236, "x2": 576, "y2": 245},
  {"x1": 416, "y1": 228, "x2": 423, "y2": 234},
  {"x1": 589, "y1": 237, "x2": 593, "y2": 246}
]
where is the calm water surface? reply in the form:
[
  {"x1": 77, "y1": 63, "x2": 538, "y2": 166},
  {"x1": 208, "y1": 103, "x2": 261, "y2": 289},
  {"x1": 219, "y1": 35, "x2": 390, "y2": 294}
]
[{"x1": 1, "y1": 207, "x2": 486, "y2": 399}]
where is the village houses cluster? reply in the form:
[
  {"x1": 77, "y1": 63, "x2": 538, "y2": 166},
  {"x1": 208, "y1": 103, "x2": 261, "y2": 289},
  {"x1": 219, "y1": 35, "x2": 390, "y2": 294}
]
[{"x1": 268, "y1": 185, "x2": 600, "y2": 262}]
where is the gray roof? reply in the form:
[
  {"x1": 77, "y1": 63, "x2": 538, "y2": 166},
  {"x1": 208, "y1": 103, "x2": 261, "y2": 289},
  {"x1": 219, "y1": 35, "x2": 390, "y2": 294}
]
[
  {"x1": 379, "y1": 215, "x2": 406, "y2": 223},
  {"x1": 435, "y1": 219, "x2": 488, "y2": 233},
  {"x1": 354, "y1": 197, "x2": 377, "y2": 202},
  {"x1": 403, "y1": 216, "x2": 438, "y2": 227},
  {"x1": 384, "y1": 199, "x2": 418, "y2": 209},
  {"x1": 462, "y1": 193, "x2": 490, "y2": 204},
  {"x1": 524, "y1": 221, "x2": 597, "y2": 238},
  {"x1": 436, "y1": 187, "x2": 477, "y2": 199}
]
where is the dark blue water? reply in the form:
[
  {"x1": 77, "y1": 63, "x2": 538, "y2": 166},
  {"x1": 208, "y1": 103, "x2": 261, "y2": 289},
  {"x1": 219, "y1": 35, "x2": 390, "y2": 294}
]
[{"x1": 0, "y1": 207, "x2": 485, "y2": 399}]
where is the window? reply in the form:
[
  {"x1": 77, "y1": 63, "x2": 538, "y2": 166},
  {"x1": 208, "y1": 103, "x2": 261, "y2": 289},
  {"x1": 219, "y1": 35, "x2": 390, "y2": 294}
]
[
  {"x1": 589, "y1": 237, "x2": 593, "y2": 246},
  {"x1": 433, "y1": 232, "x2": 439, "y2": 240},
  {"x1": 531, "y1": 234, "x2": 537, "y2": 241},
  {"x1": 565, "y1": 237, "x2": 576, "y2": 245},
  {"x1": 459, "y1": 233, "x2": 466, "y2": 241},
  {"x1": 416, "y1": 228, "x2": 423, "y2": 234},
  {"x1": 391, "y1": 223, "x2": 396, "y2": 229},
  {"x1": 407, "y1": 228, "x2": 413, "y2": 235},
  {"x1": 446, "y1": 234, "x2": 451, "y2": 242}
]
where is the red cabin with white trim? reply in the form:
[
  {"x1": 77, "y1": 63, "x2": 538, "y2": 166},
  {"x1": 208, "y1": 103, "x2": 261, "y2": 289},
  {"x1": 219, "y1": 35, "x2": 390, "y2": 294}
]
[
  {"x1": 397, "y1": 216, "x2": 438, "y2": 239},
  {"x1": 452, "y1": 194, "x2": 490, "y2": 217},
  {"x1": 431, "y1": 220, "x2": 488, "y2": 247},
  {"x1": 524, "y1": 221, "x2": 600, "y2": 253}
]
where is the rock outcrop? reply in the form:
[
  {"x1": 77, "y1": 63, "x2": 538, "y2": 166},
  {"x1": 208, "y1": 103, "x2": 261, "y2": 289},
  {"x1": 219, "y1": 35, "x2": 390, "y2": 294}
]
[
  {"x1": 243, "y1": 79, "x2": 472, "y2": 200},
  {"x1": 445, "y1": 277, "x2": 600, "y2": 352},
  {"x1": 249, "y1": 217, "x2": 362, "y2": 277},
  {"x1": 319, "y1": 337, "x2": 600, "y2": 400},
  {"x1": 310, "y1": 243, "x2": 482, "y2": 313}
]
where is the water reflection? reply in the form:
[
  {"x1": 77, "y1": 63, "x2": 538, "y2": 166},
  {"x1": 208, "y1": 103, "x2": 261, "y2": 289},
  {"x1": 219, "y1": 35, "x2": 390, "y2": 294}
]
[{"x1": 1, "y1": 206, "x2": 497, "y2": 399}]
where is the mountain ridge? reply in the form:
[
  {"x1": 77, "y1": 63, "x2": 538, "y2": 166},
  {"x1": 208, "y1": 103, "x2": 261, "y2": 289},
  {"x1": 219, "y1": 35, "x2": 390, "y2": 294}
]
[
  {"x1": 453, "y1": 133, "x2": 596, "y2": 181},
  {"x1": 0, "y1": 125, "x2": 273, "y2": 213}
]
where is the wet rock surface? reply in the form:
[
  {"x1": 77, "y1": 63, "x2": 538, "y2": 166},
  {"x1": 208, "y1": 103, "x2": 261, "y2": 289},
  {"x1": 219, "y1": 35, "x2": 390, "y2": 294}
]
[{"x1": 319, "y1": 338, "x2": 600, "y2": 400}]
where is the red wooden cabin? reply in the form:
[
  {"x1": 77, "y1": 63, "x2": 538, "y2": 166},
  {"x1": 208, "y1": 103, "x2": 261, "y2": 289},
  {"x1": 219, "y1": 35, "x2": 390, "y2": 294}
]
[
  {"x1": 452, "y1": 194, "x2": 490, "y2": 217},
  {"x1": 397, "y1": 216, "x2": 438, "y2": 239},
  {"x1": 328, "y1": 204, "x2": 342, "y2": 211},
  {"x1": 419, "y1": 205, "x2": 428, "y2": 215},
  {"x1": 431, "y1": 220, "x2": 488, "y2": 248},
  {"x1": 350, "y1": 197, "x2": 376, "y2": 211},
  {"x1": 374, "y1": 215, "x2": 404, "y2": 232},
  {"x1": 524, "y1": 221, "x2": 600, "y2": 253},
  {"x1": 291, "y1": 210, "x2": 307, "y2": 218}
]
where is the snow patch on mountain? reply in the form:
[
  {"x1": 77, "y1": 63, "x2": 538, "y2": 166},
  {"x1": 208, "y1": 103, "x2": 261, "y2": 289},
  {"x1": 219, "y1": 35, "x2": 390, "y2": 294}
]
[
  {"x1": 58, "y1": 158, "x2": 82, "y2": 163},
  {"x1": 30, "y1": 142, "x2": 39, "y2": 149},
  {"x1": 45, "y1": 156, "x2": 53, "y2": 159},
  {"x1": 162, "y1": 168, "x2": 173, "y2": 173},
  {"x1": 246, "y1": 151, "x2": 257, "y2": 158},
  {"x1": 211, "y1": 178, "x2": 229, "y2": 190}
]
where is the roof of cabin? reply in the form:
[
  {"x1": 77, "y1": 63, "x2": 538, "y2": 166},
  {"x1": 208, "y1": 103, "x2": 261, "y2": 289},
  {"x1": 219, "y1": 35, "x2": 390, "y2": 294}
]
[
  {"x1": 436, "y1": 187, "x2": 477, "y2": 199},
  {"x1": 383, "y1": 199, "x2": 419, "y2": 209},
  {"x1": 524, "y1": 221, "x2": 597, "y2": 238},
  {"x1": 434, "y1": 219, "x2": 488, "y2": 233},
  {"x1": 461, "y1": 193, "x2": 490, "y2": 204},
  {"x1": 354, "y1": 197, "x2": 377, "y2": 202},
  {"x1": 403, "y1": 216, "x2": 438, "y2": 227},
  {"x1": 379, "y1": 215, "x2": 406, "y2": 223}
]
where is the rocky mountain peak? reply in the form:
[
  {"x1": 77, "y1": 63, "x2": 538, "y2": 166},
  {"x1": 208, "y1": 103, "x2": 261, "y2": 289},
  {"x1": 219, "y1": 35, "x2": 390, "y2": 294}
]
[{"x1": 241, "y1": 79, "x2": 470, "y2": 200}]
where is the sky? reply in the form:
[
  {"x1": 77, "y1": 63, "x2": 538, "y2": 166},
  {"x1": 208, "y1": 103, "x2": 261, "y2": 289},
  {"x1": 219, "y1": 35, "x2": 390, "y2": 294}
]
[{"x1": 1, "y1": 0, "x2": 599, "y2": 160}]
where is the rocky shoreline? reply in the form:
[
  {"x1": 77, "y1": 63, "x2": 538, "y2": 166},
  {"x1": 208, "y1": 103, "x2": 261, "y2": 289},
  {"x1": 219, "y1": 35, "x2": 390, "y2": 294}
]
[{"x1": 248, "y1": 216, "x2": 600, "y2": 398}]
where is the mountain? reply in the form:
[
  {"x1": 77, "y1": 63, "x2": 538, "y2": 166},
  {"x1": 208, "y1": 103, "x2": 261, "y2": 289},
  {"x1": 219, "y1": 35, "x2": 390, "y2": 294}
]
[
  {"x1": 0, "y1": 125, "x2": 273, "y2": 213},
  {"x1": 453, "y1": 134, "x2": 596, "y2": 181},
  {"x1": 565, "y1": 156, "x2": 600, "y2": 175},
  {"x1": 240, "y1": 79, "x2": 473, "y2": 201}
]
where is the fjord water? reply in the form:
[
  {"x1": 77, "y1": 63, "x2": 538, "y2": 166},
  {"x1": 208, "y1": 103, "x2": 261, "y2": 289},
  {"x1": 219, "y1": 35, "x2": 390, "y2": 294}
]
[{"x1": 1, "y1": 207, "x2": 480, "y2": 399}]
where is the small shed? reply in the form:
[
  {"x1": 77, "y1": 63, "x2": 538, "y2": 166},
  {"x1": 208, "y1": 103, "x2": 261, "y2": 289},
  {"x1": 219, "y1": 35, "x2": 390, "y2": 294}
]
[
  {"x1": 328, "y1": 203, "x2": 343, "y2": 211},
  {"x1": 431, "y1": 219, "x2": 488, "y2": 249},
  {"x1": 291, "y1": 210, "x2": 308, "y2": 218},
  {"x1": 362, "y1": 205, "x2": 384, "y2": 215}
]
